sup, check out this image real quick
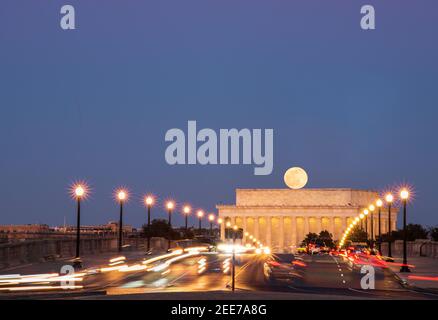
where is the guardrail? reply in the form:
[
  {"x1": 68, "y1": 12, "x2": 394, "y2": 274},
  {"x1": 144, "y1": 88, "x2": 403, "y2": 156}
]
[
  {"x1": 380, "y1": 240, "x2": 438, "y2": 259},
  {"x1": 0, "y1": 237, "x2": 169, "y2": 269}
]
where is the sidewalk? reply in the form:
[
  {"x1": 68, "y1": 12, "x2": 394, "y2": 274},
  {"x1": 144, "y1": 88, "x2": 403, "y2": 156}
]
[{"x1": 387, "y1": 256, "x2": 438, "y2": 290}]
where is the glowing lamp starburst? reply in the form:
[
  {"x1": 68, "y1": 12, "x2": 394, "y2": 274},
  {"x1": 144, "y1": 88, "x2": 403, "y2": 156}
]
[
  {"x1": 385, "y1": 193, "x2": 394, "y2": 203},
  {"x1": 70, "y1": 181, "x2": 90, "y2": 200},
  {"x1": 183, "y1": 205, "x2": 191, "y2": 215},
  {"x1": 166, "y1": 201, "x2": 175, "y2": 210},
  {"x1": 144, "y1": 196, "x2": 154, "y2": 206}
]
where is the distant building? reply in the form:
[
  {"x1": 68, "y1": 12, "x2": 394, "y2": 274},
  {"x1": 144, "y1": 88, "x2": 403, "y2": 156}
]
[
  {"x1": 0, "y1": 221, "x2": 135, "y2": 241},
  {"x1": 55, "y1": 221, "x2": 134, "y2": 234},
  {"x1": 0, "y1": 224, "x2": 51, "y2": 233}
]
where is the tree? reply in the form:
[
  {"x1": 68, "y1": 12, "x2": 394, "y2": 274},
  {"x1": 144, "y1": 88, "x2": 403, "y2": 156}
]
[
  {"x1": 429, "y1": 226, "x2": 438, "y2": 242},
  {"x1": 318, "y1": 230, "x2": 335, "y2": 248},
  {"x1": 181, "y1": 228, "x2": 195, "y2": 239},
  {"x1": 142, "y1": 219, "x2": 181, "y2": 240},
  {"x1": 348, "y1": 228, "x2": 368, "y2": 243},
  {"x1": 301, "y1": 232, "x2": 319, "y2": 247},
  {"x1": 385, "y1": 224, "x2": 429, "y2": 241}
]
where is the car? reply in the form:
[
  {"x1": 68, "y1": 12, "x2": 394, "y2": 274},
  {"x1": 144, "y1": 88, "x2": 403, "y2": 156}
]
[
  {"x1": 296, "y1": 247, "x2": 307, "y2": 254},
  {"x1": 309, "y1": 246, "x2": 321, "y2": 255},
  {"x1": 263, "y1": 254, "x2": 304, "y2": 283}
]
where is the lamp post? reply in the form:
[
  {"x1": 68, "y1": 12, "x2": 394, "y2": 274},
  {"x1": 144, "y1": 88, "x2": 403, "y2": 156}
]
[
  {"x1": 183, "y1": 205, "x2": 191, "y2": 231},
  {"x1": 231, "y1": 225, "x2": 238, "y2": 292},
  {"x1": 376, "y1": 199, "x2": 383, "y2": 254},
  {"x1": 369, "y1": 205, "x2": 375, "y2": 250},
  {"x1": 360, "y1": 212, "x2": 364, "y2": 231},
  {"x1": 364, "y1": 209, "x2": 369, "y2": 240},
  {"x1": 116, "y1": 189, "x2": 128, "y2": 252},
  {"x1": 226, "y1": 221, "x2": 231, "y2": 239},
  {"x1": 166, "y1": 201, "x2": 174, "y2": 250},
  {"x1": 400, "y1": 189, "x2": 411, "y2": 272},
  {"x1": 144, "y1": 196, "x2": 154, "y2": 252},
  {"x1": 385, "y1": 193, "x2": 394, "y2": 257},
  {"x1": 208, "y1": 214, "x2": 215, "y2": 236},
  {"x1": 197, "y1": 210, "x2": 204, "y2": 233},
  {"x1": 72, "y1": 184, "x2": 87, "y2": 267},
  {"x1": 217, "y1": 218, "x2": 223, "y2": 239}
]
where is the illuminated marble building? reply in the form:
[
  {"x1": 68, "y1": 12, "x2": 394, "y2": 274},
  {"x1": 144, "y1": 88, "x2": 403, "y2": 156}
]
[{"x1": 217, "y1": 189, "x2": 398, "y2": 252}]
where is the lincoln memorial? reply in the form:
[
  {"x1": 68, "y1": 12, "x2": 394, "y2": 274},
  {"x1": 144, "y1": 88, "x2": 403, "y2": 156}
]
[{"x1": 217, "y1": 188, "x2": 398, "y2": 253}]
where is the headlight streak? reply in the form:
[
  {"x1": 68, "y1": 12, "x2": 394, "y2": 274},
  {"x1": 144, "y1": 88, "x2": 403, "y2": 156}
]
[
  {"x1": 0, "y1": 272, "x2": 85, "y2": 292},
  {"x1": 0, "y1": 246, "x2": 206, "y2": 293}
]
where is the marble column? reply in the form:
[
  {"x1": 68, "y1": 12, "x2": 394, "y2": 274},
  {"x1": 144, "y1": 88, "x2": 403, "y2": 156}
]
[
  {"x1": 316, "y1": 217, "x2": 322, "y2": 233},
  {"x1": 243, "y1": 216, "x2": 247, "y2": 244},
  {"x1": 279, "y1": 216, "x2": 285, "y2": 253},
  {"x1": 254, "y1": 216, "x2": 260, "y2": 240},
  {"x1": 266, "y1": 217, "x2": 272, "y2": 248},
  {"x1": 304, "y1": 217, "x2": 310, "y2": 236},
  {"x1": 291, "y1": 216, "x2": 297, "y2": 250},
  {"x1": 381, "y1": 217, "x2": 387, "y2": 234},
  {"x1": 341, "y1": 217, "x2": 347, "y2": 233},
  {"x1": 329, "y1": 217, "x2": 335, "y2": 237}
]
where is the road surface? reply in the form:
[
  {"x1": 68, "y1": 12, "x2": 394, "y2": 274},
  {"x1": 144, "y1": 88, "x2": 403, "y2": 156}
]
[{"x1": 1, "y1": 251, "x2": 437, "y2": 299}]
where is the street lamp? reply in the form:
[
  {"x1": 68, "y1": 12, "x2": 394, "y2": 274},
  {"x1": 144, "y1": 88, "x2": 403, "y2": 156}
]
[
  {"x1": 71, "y1": 183, "x2": 87, "y2": 267},
  {"x1": 144, "y1": 195, "x2": 154, "y2": 252},
  {"x1": 217, "y1": 217, "x2": 223, "y2": 239},
  {"x1": 400, "y1": 189, "x2": 411, "y2": 272},
  {"x1": 166, "y1": 201, "x2": 175, "y2": 250},
  {"x1": 369, "y1": 204, "x2": 375, "y2": 250},
  {"x1": 183, "y1": 205, "x2": 191, "y2": 231},
  {"x1": 385, "y1": 193, "x2": 394, "y2": 257},
  {"x1": 225, "y1": 220, "x2": 231, "y2": 239},
  {"x1": 376, "y1": 199, "x2": 383, "y2": 254},
  {"x1": 231, "y1": 224, "x2": 238, "y2": 292},
  {"x1": 197, "y1": 210, "x2": 204, "y2": 232},
  {"x1": 116, "y1": 189, "x2": 128, "y2": 252},
  {"x1": 363, "y1": 209, "x2": 369, "y2": 238},
  {"x1": 208, "y1": 213, "x2": 215, "y2": 236}
]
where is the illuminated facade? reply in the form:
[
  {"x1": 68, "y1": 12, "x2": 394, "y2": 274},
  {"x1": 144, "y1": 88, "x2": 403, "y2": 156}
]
[{"x1": 216, "y1": 189, "x2": 398, "y2": 253}]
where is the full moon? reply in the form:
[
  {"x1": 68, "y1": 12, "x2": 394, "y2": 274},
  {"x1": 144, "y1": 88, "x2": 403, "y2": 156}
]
[{"x1": 284, "y1": 167, "x2": 308, "y2": 189}]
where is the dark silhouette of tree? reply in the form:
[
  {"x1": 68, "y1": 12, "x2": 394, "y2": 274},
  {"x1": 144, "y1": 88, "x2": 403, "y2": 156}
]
[
  {"x1": 300, "y1": 231, "x2": 335, "y2": 248},
  {"x1": 301, "y1": 232, "x2": 319, "y2": 247},
  {"x1": 381, "y1": 224, "x2": 428, "y2": 241},
  {"x1": 428, "y1": 226, "x2": 438, "y2": 242},
  {"x1": 348, "y1": 228, "x2": 368, "y2": 243},
  {"x1": 142, "y1": 219, "x2": 181, "y2": 240},
  {"x1": 319, "y1": 230, "x2": 335, "y2": 248},
  {"x1": 181, "y1": 228, "x2": 195, "y2": 239}
]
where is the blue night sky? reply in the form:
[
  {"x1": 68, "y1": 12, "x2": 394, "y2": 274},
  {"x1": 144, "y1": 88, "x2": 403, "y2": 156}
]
[{"x1": 0, "y1": 1, "x2": 437, "y2": 228}]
